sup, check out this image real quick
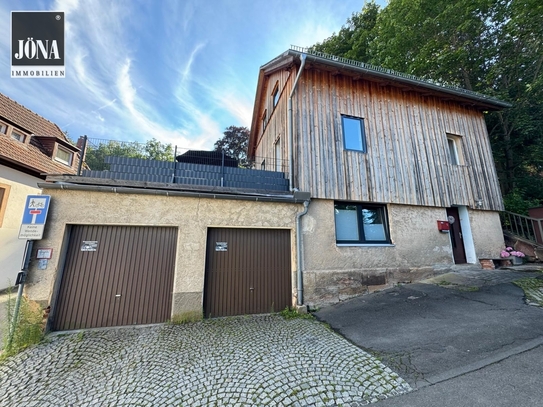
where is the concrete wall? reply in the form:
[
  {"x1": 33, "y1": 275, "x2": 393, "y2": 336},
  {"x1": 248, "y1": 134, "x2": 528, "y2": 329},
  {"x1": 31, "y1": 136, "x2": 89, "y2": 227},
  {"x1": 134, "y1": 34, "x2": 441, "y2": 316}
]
[
  {"x1": 25, "y1": 188, "x2": 301, "y2": 318},
  {"x1": 301, "y1": 199, "x2": 505, "y2": 306},
  {"x1": 0, "y1": 165, "x2": 42, "y2": 289}
]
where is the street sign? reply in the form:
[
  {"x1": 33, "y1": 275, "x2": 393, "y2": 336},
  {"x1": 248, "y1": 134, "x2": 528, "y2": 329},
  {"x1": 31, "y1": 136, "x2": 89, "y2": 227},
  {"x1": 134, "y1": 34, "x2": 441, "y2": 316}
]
[{"x1": 18, "y1": 195, "x2": 51, "y2": 240}]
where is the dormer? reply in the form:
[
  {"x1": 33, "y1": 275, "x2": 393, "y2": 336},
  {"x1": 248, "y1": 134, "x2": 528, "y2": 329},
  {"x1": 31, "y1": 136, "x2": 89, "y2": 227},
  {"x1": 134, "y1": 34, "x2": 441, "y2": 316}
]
[{"x1": 33, "y1": 135, "x2": 80, "y2": 169}]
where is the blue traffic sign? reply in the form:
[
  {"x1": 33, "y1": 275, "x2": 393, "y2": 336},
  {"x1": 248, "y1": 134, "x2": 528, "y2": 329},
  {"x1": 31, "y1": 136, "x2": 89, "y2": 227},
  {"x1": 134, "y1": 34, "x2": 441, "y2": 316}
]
[{"x1": 18, "y1": 195, "x2": 51, "y2": 240}]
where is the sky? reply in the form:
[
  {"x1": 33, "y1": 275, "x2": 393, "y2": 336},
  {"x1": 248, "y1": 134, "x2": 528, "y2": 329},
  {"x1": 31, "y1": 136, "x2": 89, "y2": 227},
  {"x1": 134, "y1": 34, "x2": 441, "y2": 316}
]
[{"x1": 0, "y1": 0, "x2": 387, "y2": 150}]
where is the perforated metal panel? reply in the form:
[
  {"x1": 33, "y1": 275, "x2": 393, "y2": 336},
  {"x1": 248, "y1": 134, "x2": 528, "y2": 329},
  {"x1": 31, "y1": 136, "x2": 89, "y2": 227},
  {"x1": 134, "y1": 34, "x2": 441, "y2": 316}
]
[
  {"x1": 204, "y1": 228, "x2": 291, "y2": 318},
  {"x1": 53, "y1": 225, "x2": 177, "y2": 330}
]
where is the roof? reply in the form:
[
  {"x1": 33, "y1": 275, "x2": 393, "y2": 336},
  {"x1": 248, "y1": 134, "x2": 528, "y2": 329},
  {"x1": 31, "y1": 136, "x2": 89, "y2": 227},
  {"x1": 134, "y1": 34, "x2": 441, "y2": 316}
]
[
  {"x1": 0, "y1": 92, "x2": 68, "y2": 140},
  {"x1": 249, "y1": 46, "x2": 511, "y2": 156},
  {"x1": 272, "y1": 46, "x2": 511, "y2": 110},
  {"x1": 0, "y1": 92, "x2": 78, "y2": 176}
]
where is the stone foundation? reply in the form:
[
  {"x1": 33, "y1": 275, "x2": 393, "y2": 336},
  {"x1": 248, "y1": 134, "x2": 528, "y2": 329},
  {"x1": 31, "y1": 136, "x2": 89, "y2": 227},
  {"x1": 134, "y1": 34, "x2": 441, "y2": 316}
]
[{"x1": 303, "y1": 266, "x2": 444, "y2": 308}]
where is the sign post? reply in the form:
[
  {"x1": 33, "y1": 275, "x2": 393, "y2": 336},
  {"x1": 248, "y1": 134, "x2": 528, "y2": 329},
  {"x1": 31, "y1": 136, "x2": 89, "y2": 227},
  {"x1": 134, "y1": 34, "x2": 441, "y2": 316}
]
[{"x1": 8, "y1": 195, "x2": 51, "y2": 350}]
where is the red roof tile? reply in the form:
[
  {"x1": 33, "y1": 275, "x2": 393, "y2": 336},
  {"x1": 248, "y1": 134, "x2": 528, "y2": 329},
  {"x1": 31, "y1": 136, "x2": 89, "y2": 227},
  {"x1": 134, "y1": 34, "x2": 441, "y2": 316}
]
[{"x1": 0, "y1": 92, "x2": 78, "y2": 176}]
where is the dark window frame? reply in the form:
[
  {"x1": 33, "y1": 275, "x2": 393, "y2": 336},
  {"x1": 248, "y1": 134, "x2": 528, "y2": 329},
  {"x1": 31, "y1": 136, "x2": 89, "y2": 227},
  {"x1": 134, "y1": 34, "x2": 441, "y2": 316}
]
[
  {"x1": 334, "y1": 201, "x2": 391, "y2": 244},
  {"x1": 341, "y1": 115, "x2": 367, "y2": 153}
]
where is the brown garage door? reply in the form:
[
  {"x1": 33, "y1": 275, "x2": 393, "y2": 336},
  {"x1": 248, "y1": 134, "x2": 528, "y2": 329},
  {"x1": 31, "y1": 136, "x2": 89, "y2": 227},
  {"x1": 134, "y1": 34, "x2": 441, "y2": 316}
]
[
  {"x1": 53, "y1": 225, "x2": 177, "y2": 331},
  {"x1": 204, "y1": 228, "x2": 291, "y2": 318}
]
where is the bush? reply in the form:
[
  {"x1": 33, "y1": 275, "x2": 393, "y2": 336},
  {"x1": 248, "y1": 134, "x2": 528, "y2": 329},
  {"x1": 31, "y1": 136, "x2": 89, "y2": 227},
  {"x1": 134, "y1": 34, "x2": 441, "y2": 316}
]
[{"x1": 2, "y1": 291, "x2": 44, "y2": 359}]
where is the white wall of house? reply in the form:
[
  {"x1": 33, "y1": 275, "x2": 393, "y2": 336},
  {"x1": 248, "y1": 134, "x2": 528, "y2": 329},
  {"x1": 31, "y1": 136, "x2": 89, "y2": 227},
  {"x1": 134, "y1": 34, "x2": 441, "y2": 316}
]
[{"x1": 0, "y1": 165, "x2": 42, "y2": 289}]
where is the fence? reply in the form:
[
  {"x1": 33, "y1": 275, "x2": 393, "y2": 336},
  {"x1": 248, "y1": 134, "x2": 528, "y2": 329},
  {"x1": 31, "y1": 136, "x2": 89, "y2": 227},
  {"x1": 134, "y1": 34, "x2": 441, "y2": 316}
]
[
  {"x1": 500, "y1": 211, "x2": 543, "y2": 246},
  {"x1": 76, "y1": 136, "x2": 289, "y2": 192}
]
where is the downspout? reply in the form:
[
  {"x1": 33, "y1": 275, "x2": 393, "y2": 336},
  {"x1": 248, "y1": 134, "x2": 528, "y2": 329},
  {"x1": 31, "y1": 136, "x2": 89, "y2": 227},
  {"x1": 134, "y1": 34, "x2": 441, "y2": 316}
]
[
  {"x1": 288, "y1": 53, "x2": 307, "y2": 192},
  {"x1": 296, "y1": 199, "x2": 310, "y2": 306}
]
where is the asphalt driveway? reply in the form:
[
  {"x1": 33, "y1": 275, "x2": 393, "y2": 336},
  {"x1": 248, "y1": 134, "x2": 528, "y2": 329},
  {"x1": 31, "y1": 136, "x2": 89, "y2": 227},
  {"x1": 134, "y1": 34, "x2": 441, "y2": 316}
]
[{"x1": 315, "y1": 266, "x2": 543, "y2": 405}]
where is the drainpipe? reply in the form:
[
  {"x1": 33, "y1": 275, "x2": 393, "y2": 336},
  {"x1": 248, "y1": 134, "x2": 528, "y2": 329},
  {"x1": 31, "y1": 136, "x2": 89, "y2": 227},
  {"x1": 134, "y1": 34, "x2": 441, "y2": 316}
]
[
  {"x1": 288, "y1": 53, "x2": 307, "y2": 191},
  {"x1": 296, "y1": 199, "x2": 310, "y2": 306}
]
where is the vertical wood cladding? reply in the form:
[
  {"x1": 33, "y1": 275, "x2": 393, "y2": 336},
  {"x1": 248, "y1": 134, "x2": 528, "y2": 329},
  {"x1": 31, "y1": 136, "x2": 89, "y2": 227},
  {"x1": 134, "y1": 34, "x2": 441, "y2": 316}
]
[
  {"x1": 53, "y1": 225, "x2": 177, "y2": 330},
  {"x1": 255, "y1": 68, "x2": 503, "y2": 211}
]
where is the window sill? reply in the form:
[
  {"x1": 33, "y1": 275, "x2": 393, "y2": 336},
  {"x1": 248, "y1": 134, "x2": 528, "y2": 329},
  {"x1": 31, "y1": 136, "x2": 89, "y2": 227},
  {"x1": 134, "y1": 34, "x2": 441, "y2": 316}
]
[{"x1": 336, "y1": 243, "x2": 395, "y2": 247}]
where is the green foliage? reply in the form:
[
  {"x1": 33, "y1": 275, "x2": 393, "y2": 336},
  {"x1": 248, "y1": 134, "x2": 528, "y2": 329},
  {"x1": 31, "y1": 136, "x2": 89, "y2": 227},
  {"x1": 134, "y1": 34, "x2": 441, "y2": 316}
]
[
  {"x1": 169, "y1": 311, "x2": 203, "y2": 325},
  {"x1": 2, "y1": 291, "x2": 44, "y2": 360},
  {"x1": 503, "y1": 190, "x2": 541, "y2": 215},
  {"x1": 85, "y1": 138, "x2": 174, "y2": 170},
  {"x1": 513, "y1": 278, "x2": 543, "y2": 306},
  {"x1": 313, "y1": 0, "x2": 543, "y2": 211},
  {"x1": 279, "y1": 307, "x2": 313, "y2": 320},
  {"x1": 213, "y1": 125, "x2": 250, "y2": 167}
]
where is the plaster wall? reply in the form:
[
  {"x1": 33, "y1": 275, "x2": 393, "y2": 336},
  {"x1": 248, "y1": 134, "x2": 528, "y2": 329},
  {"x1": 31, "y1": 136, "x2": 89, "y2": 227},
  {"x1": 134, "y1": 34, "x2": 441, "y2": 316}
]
[
  {"x1": 25, "y1": 188, "x2": 301, "y2": 318},
  {"x1": 469, "y1": 210, "x2": 506, "y2": 258},
  {"x1": 301, "y1": 199, "x2": 504, "y2": 306},
  {"x1": 0, "y1": 165, "x2": 41, "y2": 289}
]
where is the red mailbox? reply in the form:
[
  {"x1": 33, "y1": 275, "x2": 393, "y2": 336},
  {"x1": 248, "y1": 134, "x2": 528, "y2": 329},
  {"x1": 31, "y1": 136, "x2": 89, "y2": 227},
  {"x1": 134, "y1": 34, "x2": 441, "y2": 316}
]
[{"x1": 437, "y1": 220, "x2": 450, "y2": 232}]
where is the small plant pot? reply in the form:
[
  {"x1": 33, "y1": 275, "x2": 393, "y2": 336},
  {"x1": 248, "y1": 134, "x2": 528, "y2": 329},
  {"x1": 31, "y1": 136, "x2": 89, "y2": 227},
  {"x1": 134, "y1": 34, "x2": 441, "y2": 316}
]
[{"x1": 511, "y1": 256, "x2": 523, "y2": 266}]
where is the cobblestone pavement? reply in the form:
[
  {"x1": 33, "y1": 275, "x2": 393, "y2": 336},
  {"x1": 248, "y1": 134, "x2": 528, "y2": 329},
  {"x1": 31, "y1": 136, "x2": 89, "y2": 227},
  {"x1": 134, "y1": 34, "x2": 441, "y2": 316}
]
[{"x1": 0, "y1": 315, "x2": 411, "y2": 406}]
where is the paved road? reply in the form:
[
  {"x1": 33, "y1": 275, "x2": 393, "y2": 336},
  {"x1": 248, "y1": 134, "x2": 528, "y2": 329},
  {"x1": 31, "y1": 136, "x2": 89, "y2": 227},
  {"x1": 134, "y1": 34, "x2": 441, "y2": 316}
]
[
  {"x1": 0, "y1": 315, "x2": 410, "y2": 406},
  {"x1": 315, "y1": 266, "x2": 543, "y2": 406}
]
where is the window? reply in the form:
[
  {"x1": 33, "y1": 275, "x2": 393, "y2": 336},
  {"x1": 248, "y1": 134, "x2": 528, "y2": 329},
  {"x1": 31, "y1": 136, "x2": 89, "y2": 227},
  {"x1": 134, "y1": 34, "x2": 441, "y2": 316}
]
[
  {"x1": 11, "y1": 131, "x2": 25, "y2": 143},
  {"x1": 0, "y1": 184, "x2": 10, "y2": 228},
  {"x1": 341, "y1": 115, "x2": 366, "y2": 152},
  {"x1": 55, "y1": 146, "x2": 73, "y2": 166},
  {"x1": 0, "y1": 123, "x2": 6, "y2": 134},
  {"x1": 272, "y1": 86, "x2": 279, "y2": 108},
  {"x1": 334, "y1": 202, "x2": 391, "y2": 244},
  {"x1": 262, "y1": 110, "x2": 268, "y2": 132},
  {"x1": 447, "y1": 134, "x2": 464, "y2": 165},
  {"x1": 274, "y1": 138, "x2": 281, "y2": 172}
]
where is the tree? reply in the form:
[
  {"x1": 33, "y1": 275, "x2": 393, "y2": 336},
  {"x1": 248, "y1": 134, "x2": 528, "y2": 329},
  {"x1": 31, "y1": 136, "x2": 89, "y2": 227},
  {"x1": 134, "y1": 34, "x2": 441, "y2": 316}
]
[
  {"x1": 85, "y1": 138, "x2": 174, "y2": 170},
  {"x1": 213, "y1": 126, "x2": 250, "y2": 167},
  {"x1": 312, "y1": 1, "x2": 380, "y2": 62}
]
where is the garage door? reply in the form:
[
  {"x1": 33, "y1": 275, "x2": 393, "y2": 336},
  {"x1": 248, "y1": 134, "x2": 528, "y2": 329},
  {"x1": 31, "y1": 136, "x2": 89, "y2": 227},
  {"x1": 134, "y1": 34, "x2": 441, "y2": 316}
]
[
  {"x1": 53, "y1": 225, "x2": 177, "y2": 331},
  {"x1": 204, "y1": 228, "x2": 291, "y2": 318}
]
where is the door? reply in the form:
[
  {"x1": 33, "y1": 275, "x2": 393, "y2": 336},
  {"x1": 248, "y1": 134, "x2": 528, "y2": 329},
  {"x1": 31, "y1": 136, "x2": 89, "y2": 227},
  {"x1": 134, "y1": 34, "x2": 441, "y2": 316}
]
[
  {"x1": 447, "y1": 207, "x2": 467, "y2": 264},
  {"x1": 204, "y1": 228, "x2": 291, "y2": 318},
  {"x1": 53, "y1": 225, "x2": 177, "y2": 330}
]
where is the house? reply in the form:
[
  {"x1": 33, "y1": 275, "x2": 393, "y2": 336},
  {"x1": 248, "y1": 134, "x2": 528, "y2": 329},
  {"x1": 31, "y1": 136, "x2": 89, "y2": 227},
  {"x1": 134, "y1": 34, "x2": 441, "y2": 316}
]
[
  {"x1": 24, "y1": 47, "x2": 511, "y2": 331},
  {"x1": 0, "y1": 92, "x2": 81, "y2": 289},
  {"x1": 248, "y1": 47, "x2": 511, "y2": 306}
]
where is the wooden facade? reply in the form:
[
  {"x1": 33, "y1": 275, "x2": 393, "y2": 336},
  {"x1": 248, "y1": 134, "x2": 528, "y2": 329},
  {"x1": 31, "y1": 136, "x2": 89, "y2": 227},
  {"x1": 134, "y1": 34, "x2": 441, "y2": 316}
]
[{"x1": 249, "y1": 49, "x2": 508, "y2": 211}]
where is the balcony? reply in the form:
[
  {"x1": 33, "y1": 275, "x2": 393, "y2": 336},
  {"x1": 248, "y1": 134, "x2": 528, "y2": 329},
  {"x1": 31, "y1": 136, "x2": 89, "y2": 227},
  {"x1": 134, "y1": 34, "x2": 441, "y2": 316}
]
[{"x1": 80, "y1": 150, "x2": 289, "y2": 192}]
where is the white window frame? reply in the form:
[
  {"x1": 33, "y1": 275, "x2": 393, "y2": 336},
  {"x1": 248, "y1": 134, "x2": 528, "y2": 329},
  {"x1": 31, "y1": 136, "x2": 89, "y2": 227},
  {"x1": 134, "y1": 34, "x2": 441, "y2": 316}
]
[
  {"x1": 272, "y1": 85, "x2": 279, "y2": 108},
  {"x1": 447, "y1": 134, "x2": 464, "y2": 165},
  {"x1": 10, "y1": 130, "x2": 25, "y2": 143},
  {"x1": 274, "y1": 137, "x2": 281, "y2": 172},
  {"x1": 55, "y1": 145, "x2": 74, "y2": 166}
]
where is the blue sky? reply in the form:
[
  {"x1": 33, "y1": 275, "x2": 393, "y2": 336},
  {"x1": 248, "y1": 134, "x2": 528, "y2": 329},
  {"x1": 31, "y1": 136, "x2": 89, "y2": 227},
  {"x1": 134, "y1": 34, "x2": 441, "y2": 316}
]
[{"x1": 1, "y1": 0, "x2": 387, "y2": 149}]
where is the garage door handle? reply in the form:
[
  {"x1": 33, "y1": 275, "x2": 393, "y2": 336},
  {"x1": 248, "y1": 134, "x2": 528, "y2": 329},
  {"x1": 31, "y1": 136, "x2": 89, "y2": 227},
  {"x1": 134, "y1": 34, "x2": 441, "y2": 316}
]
[
  {"x1": 249, "y1": 287, "x2": 254, "y2": 291},
  {"x1": 115, "y1": 294, "x2": 121, "y2": 298}
]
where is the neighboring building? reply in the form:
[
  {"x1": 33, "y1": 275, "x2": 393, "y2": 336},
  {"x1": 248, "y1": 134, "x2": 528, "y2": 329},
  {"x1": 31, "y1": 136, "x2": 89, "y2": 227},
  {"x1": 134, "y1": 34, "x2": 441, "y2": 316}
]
[
  {"x1": 248, "y1": 47, "x2": 511, "y2": 306},
  {"x1": 0, "y1": 92, "x2": 80, "y2": 289}
]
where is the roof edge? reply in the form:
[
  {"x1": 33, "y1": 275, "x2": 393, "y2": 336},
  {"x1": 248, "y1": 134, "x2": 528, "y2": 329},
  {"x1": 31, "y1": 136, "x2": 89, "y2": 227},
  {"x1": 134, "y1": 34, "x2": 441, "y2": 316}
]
[{"x1": 286, "y1": 46, "x2": 511, "y2": 110}]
